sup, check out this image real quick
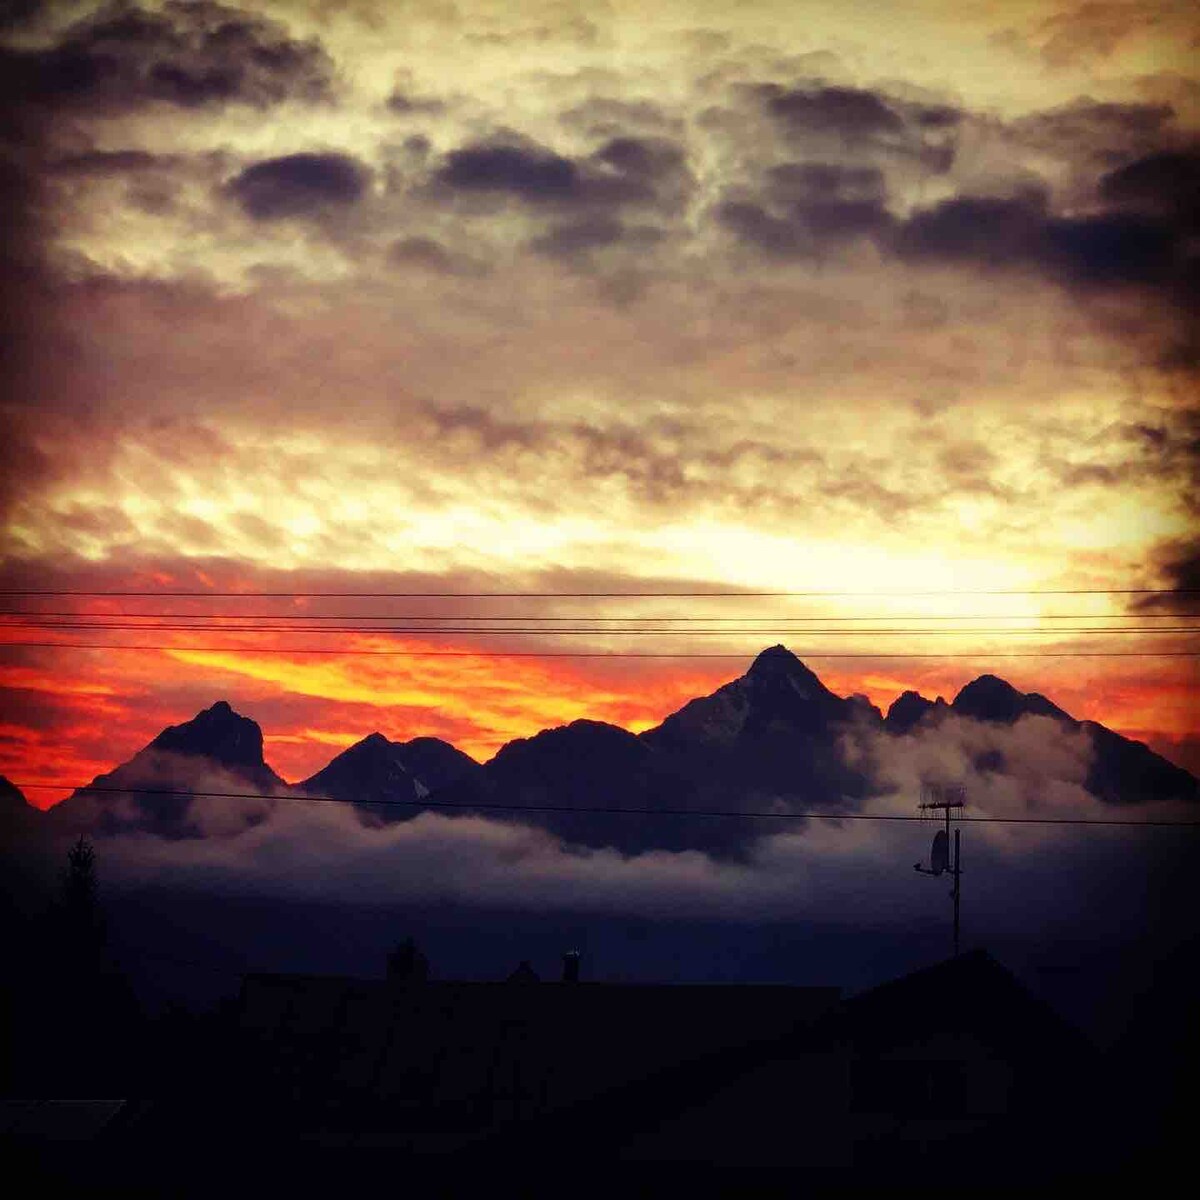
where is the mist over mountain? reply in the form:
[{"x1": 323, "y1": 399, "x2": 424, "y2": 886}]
[
  {"x1": 50, "y1": 700, "x2": 285, "y2": 840},
  {"x1": 33, "y1": 646, "x2": 1197, "y2": 856},
  {"x1": 421, "y1": 647, "x2": 886, "y2": 855},
  {"x1": 434, "y1": 718, "x2": 717, "y2": 855},
  {"x1": 890, "y1": 672, "x2": 1198, "y2": 806},
  {"x1": 883, "y1": 690, "x2": 948, "y2": 736},
  {"x1": 299, "y1": 732, "x2": 479, "y2": 824},
  {"x1": 643, "y1": 643, "x2": 876, "y2": 798},
  {"x1": 13, "y1": 646, "x2": 1196, "y2": 1041}
]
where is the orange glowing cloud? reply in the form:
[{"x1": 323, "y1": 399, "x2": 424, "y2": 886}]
[
  {"x1": 164, "y1": 635, "x2": 737, "y2": 768},
  {"x1": 3, "y1": 613, "x2": 1194, "y2": 813}
]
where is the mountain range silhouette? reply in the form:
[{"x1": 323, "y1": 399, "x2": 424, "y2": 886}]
[{"x1": 40, "y1": 645, "x2": 1198, "y2": 852}]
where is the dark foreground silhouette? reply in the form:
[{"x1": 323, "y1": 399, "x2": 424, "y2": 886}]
[{"x1": 3, "y1": 918, "x2": 1191, "y2": 1197}]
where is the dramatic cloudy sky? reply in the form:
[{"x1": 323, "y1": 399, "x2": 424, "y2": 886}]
[{"x1": 1, "y1": 0, "x2": 1197, "y2": 800}]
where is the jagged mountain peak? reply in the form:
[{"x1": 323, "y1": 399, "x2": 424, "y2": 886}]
[
  {"x1": 493, "y1": 719, "x2": 647, "y2": 763},
  {"x1": 300, "y1": 730, "x2": 480, "y2": 820},
  {"x1": 0, "y1": 774, "x2": 40, "y2": 841},
  {"x1": 744, "y1": 644, "x2": 834, "y2": 697},
  {"x1": 748, "y1": 643, "x2": 818, "y2": 680},
  {"x1": 152, "y1": 696, "x2": 258, "y2": 739},
  {"x1": 640, "y1": 644, "x2": 858, "y2": 764},
  {"x1": 484, "y1": 721, "x2": 653, "y2": 809},
  {"x1": 885, "y1": 690, "x2": 937, "y2": 735},
  {"x1": 149, "y1": 699, "x2": 266, "y2": 763},
  {"x1": 342, "y1": 731, "x2": 396, "y2": 755},
  {"x1": 953, "y1": 675, "x2": 1071, "y2": 724},
  {"x1": 304, "y1": 733, "x2": 410, "y2": 779},
  {"x1": 956, "y1": 673, "x2": 1018, "y2": 700},
  {"x1": 735, "y1": 648, "x2": 836, "y2": 721},
  {"x1": 1, "y1": 774, "x2": 32, "y2": 810},
  {"x1": 748, "y1": 643, "x2": 798, "y2": 669},
  {"x1": 48, "y1": 701, "x2": 284, "y2": 840},
  {"x1": 36, "y1": 650, "x2": 1198, "y2": 851}
]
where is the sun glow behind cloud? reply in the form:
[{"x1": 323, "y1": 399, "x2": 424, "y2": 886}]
[{"x1": 0, "y1": 0, "x2": 1196, "y2": 806}]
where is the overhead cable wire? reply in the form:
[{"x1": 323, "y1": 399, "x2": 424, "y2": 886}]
[
  {"x1": 15, "y1": 780, "x2": 1200, "y2": 827},
  {"x1": 0, "y1": 588, "x2": 1194, "y2": 599},
  {"x1": 1, "y1": 641, "x2": 1196, "y2": 657},
  {"x1": 1, "y1": 621, "x2": 1198, "y2": 635},
  {"x1": 3, "y1": 609, "x2": 1198, "y2": 621}
]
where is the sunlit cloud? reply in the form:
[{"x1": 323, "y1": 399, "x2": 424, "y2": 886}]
[{"x1": 1, "y1": 0, "x2": 1195, "y2": 800}]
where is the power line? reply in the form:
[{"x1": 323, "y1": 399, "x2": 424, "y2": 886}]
[
  {"x1": 2, "y1": 641, "x2": 1196, "y2": 658},
  {"x1": 3, "y1": 621, "x2": 1198, "y2": 635},
  {"x1": 3, "y1": 609, "x2": 1198, "y2": 621},
  {"x1": 17, "y1": 780, "x2": 1200, "y2": 827},
  {"x1": 0, "y1": 588, "x2": 1194, "y2": 598}
]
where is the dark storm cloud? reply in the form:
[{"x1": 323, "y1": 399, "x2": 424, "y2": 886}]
[
  {"x1": 41, "y1": 146, "x2": 201, "y2": 216},
  {"x1": 413, "y1": 401, "x2": 962, "y2": 521},
  {"x1": 799, "y1": 198, "x2": 891, "y2": 241},
  {"x1": 891, "y1": 187, "x2": 1190, "y2": 296},
  {"x1": 530, "y1": 215, "x2": 626, "y2": 258},
  {"x1": 717, "y1": 159, "x2": 893, "y2": 259},
  {"x1": 584, "y1": 138, "x2": 679, "y2": 207},
  {"x1": 0, "y1": 138, "x2": 57, "y2": 524},
  {"x1": 825, "y1": 96, "x2": 1199, "y2": 308},
  {"x1": 716, "y1": 200, "x2": 811, "y2": 258},
  {"x1": 708, "y1": 77, "x2": 962, "y2": 261},
  {"x1": 1011, "y1": 100, "x2": 1177, "y2": 165},
  {"x1": 429, "y1": 132, "x2": 692, "y2": 218},
  {"x1": 1135, "y1": 537, "x2": 1200, "y2": 613},
  {"x1": 759, "y1": 83, "x2": 904, "y2": 138},
  {"x1": 48, "y1": 148, "x2": 171, "y2": 174},
  {"x1": 714, "y1": 75, "x2": 1191, "y2": 297},
  {"x1": 1101, "y1": 149, "x2": 1200, "y2": 224},
  {"x1": 1042, "y1": 418, "x2": 1195, "y2": 500},
  {"x1": 1042, "y1": 211, "x2": 1178, "y2": 287},
  {"x1": 227, "y1": 152, "x2": 369, "y2": 220},
  {"x1": 434, "y1": 141, "x2": 580, "y2": 203},
  {"x1": 592, "y1": 135, "x2": 685, "y2": 184},
  {"x1": 751, "y1": 81, "x2": 960, "y2": 171},
  {"x1": 765, "y1": 161, "x2": 886, "y2": 203},
  {"x1": 417, "y1": 404, "x2": 743, "y2": 510},
  {"x1": 529, "y1": 217, "x2": 667, "y2": 261},
  {"x1": 409, "y1": 402, "x2": 819, "y2": 514},
  {"x1": 390, "y1": 235, "x2": 482, "y2": 276},
  {"x1": 893, "y1": 192, "x2": 1049, "y2": 266},
  {"x1": 0, "y1": 0, "x2": 334, "y2": 111}
]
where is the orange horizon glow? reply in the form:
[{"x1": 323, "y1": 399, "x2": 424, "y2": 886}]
[
  {"x1": 1, "y1": 0, "x2": 1196, "y2": 814},
  {"x1": 3, "y1": 626, "x2": 1194, "y2": 810}
]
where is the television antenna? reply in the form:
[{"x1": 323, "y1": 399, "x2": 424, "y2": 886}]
[{"x1": 914, "y1": 783, "x2": 965, "y2": 957}]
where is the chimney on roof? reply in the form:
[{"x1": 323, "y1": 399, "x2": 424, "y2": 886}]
[
  {"x1": 507, "y1": 960, "x2": 540, "y2": 984},
  {"x1": 562, "y1": 950, "x2": 580, "y2": 984}
]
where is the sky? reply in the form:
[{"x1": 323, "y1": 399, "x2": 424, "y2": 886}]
[{"x1": 1, "y1": 0, "x2": 1197, "y2": 805}]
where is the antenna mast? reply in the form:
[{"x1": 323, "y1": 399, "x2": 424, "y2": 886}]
[{"x1": 913, "y1": 783, "x2": 965, "y2": 957}]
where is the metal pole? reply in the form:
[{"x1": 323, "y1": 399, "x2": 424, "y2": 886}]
[
  {"x1": 952, "y1": 827, "x2": 961, "y2": 957},
  {"x1": 915, "y1": 790, "x2": 965, "y2": 960}
]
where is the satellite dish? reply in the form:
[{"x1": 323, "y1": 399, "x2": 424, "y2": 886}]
[{"x1": 930, "y1": 829, "x2": 949, "y2": 876}]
